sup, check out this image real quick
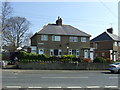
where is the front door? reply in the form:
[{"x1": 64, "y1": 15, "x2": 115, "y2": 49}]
[
  {"x1": 84, "y1": 49, "x2": 88, "y2": 58},
  {"x1": 54, "y1": 49, "x2": 59, "y2": 55}
]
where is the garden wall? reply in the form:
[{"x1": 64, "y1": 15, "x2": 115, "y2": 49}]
[{"x1": 18, "y1": 62, "x2": 110, "y2": 70}]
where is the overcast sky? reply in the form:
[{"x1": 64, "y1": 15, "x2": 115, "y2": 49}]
[{"x1": 10, "y1": 1, "x2": 118, "y2": 39}]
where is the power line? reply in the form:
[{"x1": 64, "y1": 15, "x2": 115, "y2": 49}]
[{"x1": 98, "y1": 0, "x2": 117, "y2": 18}]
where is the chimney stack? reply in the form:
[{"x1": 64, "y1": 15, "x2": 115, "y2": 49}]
[
  {"x1": 56, "y1": 16, "x2": 62, "y2": 26},
  {"x1": 107, "y1": 27, "x2": 113, "y2": 34}
]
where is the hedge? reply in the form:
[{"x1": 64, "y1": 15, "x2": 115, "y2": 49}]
[
  {"x1": 17, "y1": 51, "x2": 80, "y2": 63},
  {"x1": 18, "y1": 51, "x2": 113, "y2": 63}
]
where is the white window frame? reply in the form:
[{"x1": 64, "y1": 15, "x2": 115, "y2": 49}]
[
  {"x1": 68, "y1": 49, "x2": 80, "y2": 56},
  {"x1": 58, "y1": 49, "x2": 62, "y2": 56},
  {"x1": 95, "y1": 43, "x2": 98, "y2": 49},
  {"x1": 119, "y1": 42, "x2": 120, "y2": 46},
  {"x1": 50, "y1": 49, "x2": 54, "y2": 56},
  {"x1": 114, "y1": 42, "x2": 117, "y2": 46},
  {"x1": 69, "y1": 49, "x2": 72, "y2": 55},
  {"x1": 31, "y1": 46, "x2": 36, "y2": 54},
  {"x1": 76, "y1": 49, "x2": 80, "y2": 56},
  {"x1": 81, "y1": 37, "x2": 87, "y2": 42},
  {"x1": 41, "y1": 35, "x2": 48, "y2": 41},
  {"x1": 39, "y1": 48, "x2": 44, "y2": 54},
  {"x1": 102, "y1": 52, "x2": 105, "y2": 56},
  {"x1": 50, "y1": 49, "x2": 62, "y2": 56},
  {"x1": 52, "y1": 36, "x2": 61, "y2": 41},
  {"x1": 69, "y1": 36, "x2": 78, "y2": 42}
]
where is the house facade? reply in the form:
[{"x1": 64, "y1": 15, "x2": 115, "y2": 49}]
[
  {"x1": 31, "y1": 17, "x2": 91, "y2": 58},
  {"x1": 90, "y1": 28, "x2": 120, "y2": 61}
]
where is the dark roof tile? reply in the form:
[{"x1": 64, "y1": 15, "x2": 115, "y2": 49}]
[
  {"x1": 91, "y1": 31, "x2": 120, "y2": 42},
  {"x1": 37, "y1": 24, "x2": 91, "y2": 37}
]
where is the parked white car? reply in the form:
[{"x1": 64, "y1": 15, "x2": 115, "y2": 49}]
[{"x1": 108, "y1": 62, "x2": 120, "y2": 74}]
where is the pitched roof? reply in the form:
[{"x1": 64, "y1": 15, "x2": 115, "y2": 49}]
[
  {"x1": 36, "y1": 24, "x2": 91, "y2": 37},
  {"x1": 107, "y1": 32, "x2": 120, "y2": 41},
  {"x1": 91, "y1": 31, "x2": 120, "y2": 42}
]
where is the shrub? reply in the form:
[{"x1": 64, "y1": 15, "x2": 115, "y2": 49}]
[
  {"x1": 18, "y1": 51, "x2": 29, "y2": 60},
  {"x1": 93, "y1": 57, "x2": 107, "y2": 63},
  {"x1": 82, "y1": 58, "x2": 92, "y2": 63},
  {"x1": 38, "y1": 54, "x2": 48, "y2": 61},
  {"x1": 106, "y1": 58, "x2": 112, "y2": 63},
  {"x1": 61, "y1": 55, "x2": 76, "y2": 62},
  {"x1": 48, "y1": 56, "x2": 60, "y2": 62},
  {"x1": 61, "y1": 55, "x2": 76, "y2": 58}
]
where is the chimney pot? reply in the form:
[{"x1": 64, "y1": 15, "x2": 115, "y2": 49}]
[
  {"x1": 107, "y1": 28, "x2": 113, "y2": 34},
  {"x1": 56, "y1": 16, "x2": 62, "y2": 26}
]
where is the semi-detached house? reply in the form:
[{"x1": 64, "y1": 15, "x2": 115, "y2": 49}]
[
  {"x1": 31, "y1": 17, "x2": 91, "y2": 58},
  {"x1": 90, "y1": 28, "x2": 120, "y2": 61}
]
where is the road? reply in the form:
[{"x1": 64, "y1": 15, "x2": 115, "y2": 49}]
[{"x1": 1, "y1": 69, "x2": 120, "y2": 89}]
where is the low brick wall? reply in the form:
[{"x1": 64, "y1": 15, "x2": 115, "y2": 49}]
[{"x1": 18, "y1": 62, "x2": 110, "y2": 70}]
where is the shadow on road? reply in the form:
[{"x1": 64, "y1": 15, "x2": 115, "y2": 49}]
[{"x1": 101, "y1": 71, "x2": 118, "y2": 74}]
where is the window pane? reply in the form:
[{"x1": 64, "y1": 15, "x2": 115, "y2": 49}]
[
  {"x1": 50, "y1": 49, "x2": 54, "y2": 56},
  {"x1": 81, "y1": 37, "x2": 86, "y2": 42},
  {"x1": 119, "y1": 42, "x2": 120, "y2": 46},
  {"x1": 41, "y1": 35, "x2": 48, "y2": 41},
  {"x1": 69, "y1": 36, "x2": 78, "y2": 42},
  {"x1": 114, "y1": 42, "x2": 117, "y2": 46},
  {"x1": 52, "y1": 36, "x2": 61, "y2": 41}
]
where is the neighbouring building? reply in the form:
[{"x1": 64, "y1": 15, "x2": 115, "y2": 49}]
[
  {"x1": 31, "y1": 17, "x2": 91, "y2": 58},
  {"x1": 90, "y1": 28, "x2": 120, "y2": 61}
]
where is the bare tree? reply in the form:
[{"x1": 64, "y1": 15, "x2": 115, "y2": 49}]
[
  {"x1": 2, "y1": 2, "x2": 13, "y2": 31},
  {"x1": 3, "y1": 16, "x2": 30, "y2": 49},
  {"x1": 23, "y1": 32, "x2": 33, "y2": 47},
  {"x1": 1, "y1": 2, "x2": 31, "y2": 52},
  {"x1": 1, "y1": 2, "x2": 13, "y2": 46}
]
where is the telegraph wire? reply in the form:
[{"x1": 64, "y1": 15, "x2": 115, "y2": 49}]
[{"x1": 98, "y1": 0, "x2": 117, "y2": 18}]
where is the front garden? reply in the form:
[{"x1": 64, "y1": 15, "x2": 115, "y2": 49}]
[
  {"x1": 17, "y1": 51, "x2": 117, "y2": 63},
  {"x1": 15, "y1": 51, "x2": 120, "y2": 70}
]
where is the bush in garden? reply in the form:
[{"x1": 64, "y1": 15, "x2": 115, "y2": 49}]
[
  {"x1": 29, "y1": 53, "x2": 38, "y2": 60},
  {"x1": 38, "y1": 54, "x2": 48, "y2": 61},
  {"x1": 82, "y1": 58, "x2": 92, "y2": 63},
  {"x1": 61, "y1": 55, "x2": 76, "y2": 62},
  {"x1": 93, "y1": 57, "x2": 107, "y2": 63},
  {"x1": 18, "y1": 51, "x2": 82, "y2": 63},
  {"x1": 72, "y1": 58, "x2": 81, "y2": 62},
  {"x1": 48, "y1": 56, "x2": 60, "y2": 62},
  {"x1": 106, "y1": 58, "x2": 112, "y2": 63},
  {"x1": 18, "y1": 51, "x2": 29, "y2": 60}
]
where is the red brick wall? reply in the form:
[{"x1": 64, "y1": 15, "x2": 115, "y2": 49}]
[{"x1": 94, "y1": 50, "x2": 110, "y2": 59}]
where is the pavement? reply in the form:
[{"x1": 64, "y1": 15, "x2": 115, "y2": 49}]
[{"x1": 1, "y1": 69, "x2": 120, "y2": 90}]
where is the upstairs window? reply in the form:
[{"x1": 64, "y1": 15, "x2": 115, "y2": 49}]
[
  {"x1": 41, "y1": 35, "x2": 48, "y2": 41},
  {"x1": 52, "y1": 36, "x2": 61, "y2": 41},
  {"x1": 69, "y1": 36, "x2": 78, "y2": 42},
  {"x1": 114, "y1": 42, "x2": 117, "y2": 46},
  {"x1": 118, "y1": 42, "x2": 120, "y2": 46},
  {"x1": 95, "y1": 43, "x2": 98, "y2": 49},
  {"x1": 81, "y1": 37, "x2": 87, "y2": 42}
]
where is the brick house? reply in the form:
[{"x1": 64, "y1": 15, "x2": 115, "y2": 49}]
[
  {"x1": 31, "y1": 17, "x2": 91, "y2": 58},
  {"x1": 90, "y1": 28, "x2": 120, "y2": 61}
]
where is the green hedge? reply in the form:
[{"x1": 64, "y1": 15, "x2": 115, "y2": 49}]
[
  {"x1": 93, "y1": 57, "x2": 107, "y2": 63},
  {"x1": 18, "y1": 51, "x2": 112, "y2": 63},
  {"x1": 18, "y1": 51, "x2": 79, "y2": 63}
]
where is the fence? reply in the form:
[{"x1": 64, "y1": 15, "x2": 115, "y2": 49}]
[{"x1": 18, "y1": 62, "x2": 110, "y2": 70}]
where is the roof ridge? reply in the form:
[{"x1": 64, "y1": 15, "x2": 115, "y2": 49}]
[
  {"x1": 67, "y1": 25, "x2": 91, "y2": 36},
  {"x1": 36, "y1": 24, "x2": 48, "y2": 33},
  {"x1": 106, "y1": 31, "x2": 120, "y2": 41},
  {"x1": 91, "y1": 32, "x2": 106, "y2": 41},
  {"x1": 34, "y1": 23, "x2": 91, "y2": 37}
]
